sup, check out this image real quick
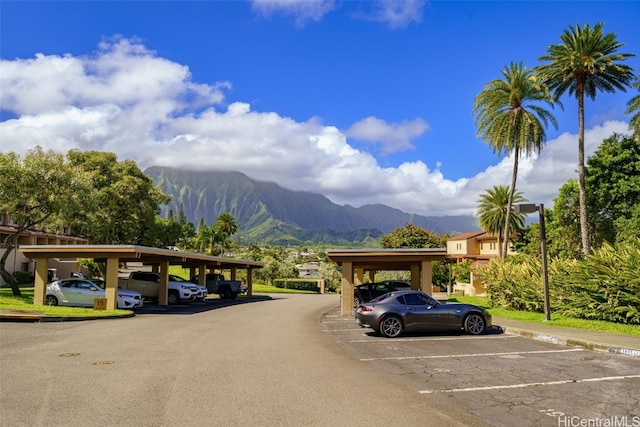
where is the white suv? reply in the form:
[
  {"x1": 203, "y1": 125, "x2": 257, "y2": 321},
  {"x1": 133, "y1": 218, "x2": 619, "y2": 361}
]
[{"x1": 127, "y1": 272, "x2": 198, "y2": 304}]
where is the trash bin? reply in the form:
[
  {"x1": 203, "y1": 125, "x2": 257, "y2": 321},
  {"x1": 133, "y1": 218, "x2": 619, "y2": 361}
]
[{"x1": 93, "y1": 297, "x2": 107, "y2": 310}]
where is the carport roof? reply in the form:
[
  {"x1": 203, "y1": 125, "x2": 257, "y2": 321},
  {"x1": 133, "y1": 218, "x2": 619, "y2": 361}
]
[
  {"x1": 19, "y1": 245, "x2": 264, "y2": 270},
  {"x1": 326, "y1": 248, "x2": 447, "y2": 271}
]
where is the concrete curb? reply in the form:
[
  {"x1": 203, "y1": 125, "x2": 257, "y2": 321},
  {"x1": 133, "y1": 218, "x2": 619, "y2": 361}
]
[
  {"x1": 502, "y1": 325, "x2": 640, "y2": 359},
  {"x1": 0, "y1": 309, "x2": 135, "y2": 323}
]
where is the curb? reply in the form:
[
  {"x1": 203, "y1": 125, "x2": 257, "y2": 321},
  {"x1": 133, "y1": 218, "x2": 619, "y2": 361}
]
[
  {"x1": 502, "y1": 325, "x2": 640, "y2": 359},
  {"x1": 0, "y1": 310, "x2": 135, "y2": 323}
]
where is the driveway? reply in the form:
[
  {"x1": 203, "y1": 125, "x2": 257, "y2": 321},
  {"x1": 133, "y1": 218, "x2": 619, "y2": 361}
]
[{"x1": 0, "y1": 294, "x2": 485, "y2": 427}]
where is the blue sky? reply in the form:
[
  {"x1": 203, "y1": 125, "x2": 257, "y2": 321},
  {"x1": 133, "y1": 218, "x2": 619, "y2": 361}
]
[{"x1": 1, "y1": 1, "x2": 639, "y2": 217}]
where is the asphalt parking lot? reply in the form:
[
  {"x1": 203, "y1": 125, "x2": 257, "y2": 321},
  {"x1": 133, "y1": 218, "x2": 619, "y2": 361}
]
[{"x1": 320, "y1": 307, "x2": 640, "y2": 427}]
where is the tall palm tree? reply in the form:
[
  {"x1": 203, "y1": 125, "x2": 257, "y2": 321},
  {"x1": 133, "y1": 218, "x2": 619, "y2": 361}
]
[
  {"x1": 214, "y1": 213, "x2": 239, "y2": 256},
  {"x1": 476, "y1": 185, "x2": 527, "y2": 254},
  {"x1": 473, "y1": 62, "x2": 558, "y2": 259},
  {"x1": 537, "y1": 22, "x2": 635, "y2": 255},
  {"x1": 626, "y1": 75, "x2": 640, "y2": 143}
]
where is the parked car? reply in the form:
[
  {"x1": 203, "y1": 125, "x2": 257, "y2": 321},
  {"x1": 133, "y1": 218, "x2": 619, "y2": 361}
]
[
  {"x1": 355, "y1": 289, "x2": 491, "y2": 338},
  {"x1": 169, "y1": 274, "x2": 208, "y2": 302},
  {"x1": 354, "y1": 281, "x2": 411, "y2": 307},
  {"x1": 190, "y1": 273, "x2": 243, "y2": 300},
  {"x1": 124, "y1": 271, "x2": 198, "y2": 304},
  {"x1": 45, "y1": 278, "x2": 143, "y2": 309}
]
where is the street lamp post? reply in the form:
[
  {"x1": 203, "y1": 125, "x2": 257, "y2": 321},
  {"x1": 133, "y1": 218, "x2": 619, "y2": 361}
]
[{"x1": 514, "y1": 203, "x2": 551, "y2": 321}]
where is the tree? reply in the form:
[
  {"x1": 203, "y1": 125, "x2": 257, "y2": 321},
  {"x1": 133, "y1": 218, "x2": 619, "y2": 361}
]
[
  {"x1": 214, "y1": 212, "x2": 239, "y2": 255},
  {"x1": 379, "y1": 223, "x2": 447, "y2": 249},
  {"x1": 66, "y1": 150, "x2": 171, "y2": 244},
  {"x1": 0, "y1": 147, "x2": 92, "y2": 295},
  {"x1": 625, "y1": 75, "x2": 640, "y2": 143},
  {"x1": 476, "y1": 185, "x2": 526, "y2": 254},
  {"x1": 547, "y1": 179, "x2": 584, "y2": 259},
  {"x1": 586, "y1": 133, "x2": 640, "y2": 245},
  {"x1": 537, "y1": 22, "x2": 635, "y2": 255},
  {"x1": 473, "y1": 61, "x2": 558, "y2": 259}
]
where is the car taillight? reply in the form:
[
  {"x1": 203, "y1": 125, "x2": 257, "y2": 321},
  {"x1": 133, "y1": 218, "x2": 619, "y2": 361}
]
[{"x1": 360, "y1": 306, "x2": 373, "y2": 312}]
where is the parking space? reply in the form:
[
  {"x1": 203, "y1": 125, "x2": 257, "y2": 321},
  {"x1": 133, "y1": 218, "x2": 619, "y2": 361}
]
[{"x1": 321, "y1": 308, "x2": 640, "y2": 427}]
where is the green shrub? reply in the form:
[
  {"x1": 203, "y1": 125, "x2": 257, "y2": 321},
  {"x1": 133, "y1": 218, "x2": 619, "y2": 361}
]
[
  {"x1": 476, "y1": 242, "x2": 640, "y2": 324},
  {"x1": 554, "y1": 242, "x2": 640, "y2": 324},
  {"x1": 12, "y1": 271, "x2": 32, "y2": 284},
  {"x1": 272, "y1": 279, "x2": 320, "y2": 292}
]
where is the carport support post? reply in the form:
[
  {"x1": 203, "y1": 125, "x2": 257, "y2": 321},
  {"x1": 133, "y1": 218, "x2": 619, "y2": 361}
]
[
  {"x1": 246, "y1": 268, "x2": 253, "y2": 296},
  {"x1": 340, "y1": 261, "x2": 354, "y2": 316},
  {"x1": 32, "y1": 257, "x2": 48, "y2": 306},
  {"x1": 198, "y1": 264, "x2": 207, "y2": 286},
  {"x1": 158, "y1": 261, "x2": 169, "y2": 306},
  {"x1": 421, "y1": 260, "x2": 433, "y2": 296},
  {"x1": 410, "y1": 265, "x2": 420, "y2": 290},
  {"x1": 104, "y1": 257, "x2": 119, "y2": 309}
]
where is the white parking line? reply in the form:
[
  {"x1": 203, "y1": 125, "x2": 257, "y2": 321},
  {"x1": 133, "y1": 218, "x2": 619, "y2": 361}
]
[
  {"x1": 419, "y1": 374, "x2": 640, "y2": 394},
  {"x1": 360, "y1": 348, "x2": 583, "y2": 361},
  {"x1": 349, "y1": 335, "x2": 518, "y2": 343}
]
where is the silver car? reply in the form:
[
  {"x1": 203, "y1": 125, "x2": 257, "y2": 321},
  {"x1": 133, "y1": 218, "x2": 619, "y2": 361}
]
[
  {"x1": 45, "y1": 278, "x2": 143, "y2": 309},
  {"x1": 355, "y1": 289, "x2": 491, "y2": 338}
]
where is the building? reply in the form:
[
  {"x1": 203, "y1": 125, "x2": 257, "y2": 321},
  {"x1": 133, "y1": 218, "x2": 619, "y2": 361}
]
[
  {"x1": 447, "y1": 231, "x2": 517, "y2": 296},
  {"x1": 0, "y1": 212, "x2": 88, "y2": 285}
]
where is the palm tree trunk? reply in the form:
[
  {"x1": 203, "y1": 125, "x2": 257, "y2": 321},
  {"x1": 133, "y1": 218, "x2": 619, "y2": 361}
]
[
  {"x1": 577, "y1": 88, "x2": 590, "y2": 255},
  {"x1": 502, "y1": 147, "x2": 520, "y2": 259}
]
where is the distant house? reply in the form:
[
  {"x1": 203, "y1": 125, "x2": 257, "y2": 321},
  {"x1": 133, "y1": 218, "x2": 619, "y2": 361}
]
[
  {"x1": 447, "y1": 231, "x2": 517, "y2": 296},
  {"x1": 297, "y1": 262, "x2": 320, "y2": 278},
  {"x1": 0, "y1": 212, "x2": 88, "y2": 285}
]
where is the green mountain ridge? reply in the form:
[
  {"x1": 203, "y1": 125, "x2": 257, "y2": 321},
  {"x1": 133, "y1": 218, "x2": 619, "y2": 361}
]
[{"x1": 145, "y1": 166, "x2": 480, "y2": 245}]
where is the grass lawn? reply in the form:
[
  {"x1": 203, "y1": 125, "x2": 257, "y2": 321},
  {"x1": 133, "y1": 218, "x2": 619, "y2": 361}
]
[
  {"x1": 0, "y1": 284, "x2": 128, "y2": 317},
  {"x1": 450, "y1": 295, "x2": 640, "y2": 337}
]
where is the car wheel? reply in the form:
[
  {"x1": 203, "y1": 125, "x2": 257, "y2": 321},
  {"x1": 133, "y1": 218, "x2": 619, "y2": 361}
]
[
  {"x1": 219, "y1": 287, "x2": 231, "y2": 300},
  {"x1": 353, "y1": 296, "x2": 362, "y2": 307},
  {"x1": 230, "y1": 292, "x2": 238, "y2": 300},
  {"x1": 45, "y1": 295, "x2": 58, "y2": 306},
  {"x1": 379, "y1": 315, "x2": 403, "y2": 338},
  {"x1": 464, "y1": 313, "x2": 486, "y2": 335},
  {"x1": 167, "y1": 291, "x2": 180, "y2": 305}
]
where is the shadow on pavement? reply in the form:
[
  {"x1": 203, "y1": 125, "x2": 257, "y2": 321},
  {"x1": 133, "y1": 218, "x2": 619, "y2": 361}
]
[{"x1": 132, "y1": 295, "x2": 275, "y2": 315}]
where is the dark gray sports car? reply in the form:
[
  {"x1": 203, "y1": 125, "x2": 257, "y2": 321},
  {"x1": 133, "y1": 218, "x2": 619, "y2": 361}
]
[{"x1": 355, "y1": 289, "x2": 492, "y2": 338}]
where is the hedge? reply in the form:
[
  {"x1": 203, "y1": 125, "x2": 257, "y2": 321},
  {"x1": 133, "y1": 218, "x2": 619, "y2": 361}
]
[{"x1": 272, "y1": 279, "x2": 321, "y2": 292}]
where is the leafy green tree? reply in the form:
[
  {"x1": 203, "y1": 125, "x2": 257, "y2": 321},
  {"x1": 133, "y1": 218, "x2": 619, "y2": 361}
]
[
  {"x1": 379, "y1": 223, "x2": 447, "y2": 248},
  {"x1": 586, "y1": 133, "x2": 640, "y2": 245},
  {"x1": 625, "y1": 75, "x2": 640, "y2": 143},
  {"x1": 473, "y1": 62, "x2": 558, "y2": 259},
  {"x1": 547, "y1": 180, "x2": 584, "y2": 259},
  {"x1": 142, "y1": 216, "x2": 183, "y2": 248},
  {"x1": 0, "y1": 147, "x2": 92, "y2": 295},
  {"x1": 537, "y1": 22, "x2": 635, "y2": 255},
  {"x1": 476, "y1": 185, "x2": 527, "y2": 254},
  {"x1": 66, "y1": 150, "x2": 170, "y2": 244}
]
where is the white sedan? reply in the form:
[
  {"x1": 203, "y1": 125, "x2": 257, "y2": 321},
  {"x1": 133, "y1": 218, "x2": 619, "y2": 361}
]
[{"x1": 45, "y1": 278, "x2": 143, "y2": 309}]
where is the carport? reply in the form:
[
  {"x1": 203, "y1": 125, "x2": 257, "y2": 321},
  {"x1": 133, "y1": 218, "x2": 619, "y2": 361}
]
[
  {"x1": 327, "y1": 248, "x2": 448, "y2": 316},
  {"x1": 19, "y1": 245, "x2": 264, "y2": 310}
]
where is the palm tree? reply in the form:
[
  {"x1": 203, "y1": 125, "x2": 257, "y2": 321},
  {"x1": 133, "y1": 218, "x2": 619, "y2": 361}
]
[
  {"x1": 473, "y1": 62, "x2": 558, "y2": 259},
  {"x1": 626, "y1": 75, "x2": 640, "y2": 143},
  {"x1": 476, "y1": 185, "x2": 527, "y2": 254},
  {"x1": 537, "y1": 22, "x2": 635, "y2": 255},
  {"x1": 214, "y1": 213, "x2": 239, "y2": 256}
]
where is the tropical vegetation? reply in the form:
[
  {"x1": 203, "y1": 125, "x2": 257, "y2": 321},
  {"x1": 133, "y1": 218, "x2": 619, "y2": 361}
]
[
  {"x1": 537, "y1": 22, "x2": 635, "y2": 255},
  {"x1": 473, "y1": 61, "x2": 558, "y2": 258}
]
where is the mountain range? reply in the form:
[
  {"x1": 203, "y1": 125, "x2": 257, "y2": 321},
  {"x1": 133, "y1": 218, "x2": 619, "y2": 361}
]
[{"x1": 144, "y1": 166, "x2": 480, "y2": 246}]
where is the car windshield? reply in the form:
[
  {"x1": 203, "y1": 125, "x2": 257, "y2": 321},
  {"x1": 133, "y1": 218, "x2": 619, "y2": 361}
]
[{"x1": 169, "y1": 275, "x2": 188, "y2": 282}]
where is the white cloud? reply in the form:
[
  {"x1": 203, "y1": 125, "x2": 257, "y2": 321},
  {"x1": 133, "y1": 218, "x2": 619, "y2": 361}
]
[
  {"x1": 0, "y1": 38, "x2": 632, "y2": 219},
  {"x1": 250, "y1": 0, "x2": 338, "y2": 27},
  {"x1": 353, "y1": 0, "x2": 426, "y2": 29},
  {"x1": 344, "y1": 116, "x2": 429, "y2": 153}
]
